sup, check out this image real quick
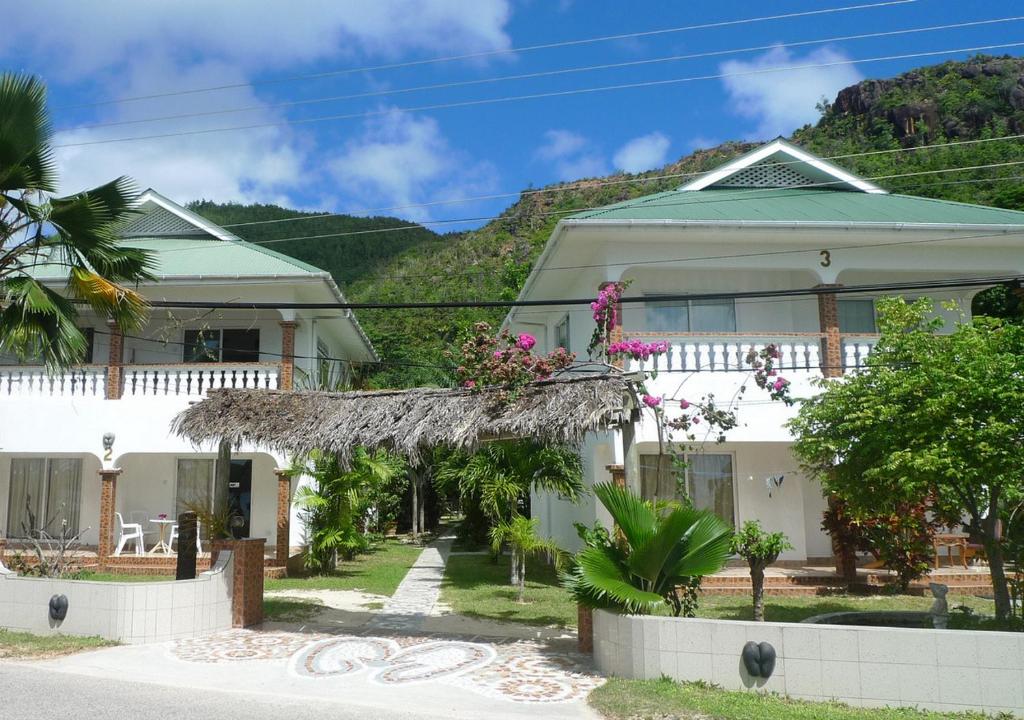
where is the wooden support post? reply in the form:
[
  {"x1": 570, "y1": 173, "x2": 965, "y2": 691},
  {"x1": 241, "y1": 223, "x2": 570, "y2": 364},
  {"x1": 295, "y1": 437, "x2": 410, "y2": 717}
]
[
  {"x1": 216, "y1": 440, "x2": 232, "y2": 531},
  {"x1": 816, "y1": 284, "x2": 843, "y2": 378},
  {"x1": 279, "y1": 320, "x2": 298, "y2": 390},
  {"x1": 175, "y1": 511, "x2": 198, "y2": 580},
  {"x1": 106, "y1": 319, "x2": 124, "y2": 399},
  {"x1": 97, "y1": 468, "x2": 122, "y2": 562},
  {"x1": 273, "y1": 468, "x2": 292, "y2": 566}
]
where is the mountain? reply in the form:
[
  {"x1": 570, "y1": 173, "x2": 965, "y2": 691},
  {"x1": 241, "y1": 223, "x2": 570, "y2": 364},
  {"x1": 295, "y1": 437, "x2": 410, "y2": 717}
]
[{"x1": 192, "y1": 54, "x2": 1024, "y2": 388}]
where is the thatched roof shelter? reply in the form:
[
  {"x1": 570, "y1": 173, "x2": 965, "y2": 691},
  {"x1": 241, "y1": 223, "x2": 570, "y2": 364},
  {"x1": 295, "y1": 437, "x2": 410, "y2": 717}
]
[{"x1": 172, "y1": 373, "x2": 635, "y2": 466}]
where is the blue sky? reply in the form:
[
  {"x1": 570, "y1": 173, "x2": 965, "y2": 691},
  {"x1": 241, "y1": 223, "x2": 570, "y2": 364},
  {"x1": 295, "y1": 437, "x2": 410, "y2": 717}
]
[{"x1": 5, "y1": 1, "x2": 1022, "y2": 231}]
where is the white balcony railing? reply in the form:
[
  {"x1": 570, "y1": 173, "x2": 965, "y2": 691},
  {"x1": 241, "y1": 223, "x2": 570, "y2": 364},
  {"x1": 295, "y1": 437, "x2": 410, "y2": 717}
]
[
  {"x1": 0, "y1": 366, "x2": 107, "y2": 397},
  {"x1": 121, "y1": 364, "x2": 279, "y2": 398},
  {"x1": 619, "y1": 333, "x2": 879, "y2": 374}
]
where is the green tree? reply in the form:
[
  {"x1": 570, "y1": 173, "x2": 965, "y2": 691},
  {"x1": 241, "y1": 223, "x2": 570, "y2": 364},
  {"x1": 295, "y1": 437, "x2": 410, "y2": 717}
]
[
  {"x1": 564, "y1": 483, "x2": 733, "y2": 616},
  {"x1": 1, "y1": 74, "x2": 152, "y2": 368},
  {"x1": 790, "y1": 298, "x2": 1024, "y2": 620},
  {"x1": 489, "y1": 515, "x2": 563, "y2": 603},
  {"x1": 292, "y1": 447, "x2": 406, "y2": 573},
  {"x1": 731, "y1": 521, "x2": 792, "y2": 622}
]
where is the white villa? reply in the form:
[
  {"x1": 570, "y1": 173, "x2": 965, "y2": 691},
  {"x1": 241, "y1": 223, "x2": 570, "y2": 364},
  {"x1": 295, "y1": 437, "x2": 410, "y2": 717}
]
[
  {"x1": 505, "y1": 139, "x2": 1024, "y2": 562},
  {"x1": 0, "y1": 191, "x2": 376, "y2": 568}
]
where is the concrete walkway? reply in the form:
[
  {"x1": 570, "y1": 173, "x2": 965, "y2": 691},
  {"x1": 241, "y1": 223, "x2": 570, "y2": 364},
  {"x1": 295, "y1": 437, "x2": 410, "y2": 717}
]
[{"x1": 367, "y1": 534, "x2": 453, "y2": 632}]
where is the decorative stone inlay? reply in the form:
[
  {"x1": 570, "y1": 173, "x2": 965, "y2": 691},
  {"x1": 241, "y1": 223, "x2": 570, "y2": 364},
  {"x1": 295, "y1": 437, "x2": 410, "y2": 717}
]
[{"x1": 171, "y1": 629, "x2": 603, "y2": 705}]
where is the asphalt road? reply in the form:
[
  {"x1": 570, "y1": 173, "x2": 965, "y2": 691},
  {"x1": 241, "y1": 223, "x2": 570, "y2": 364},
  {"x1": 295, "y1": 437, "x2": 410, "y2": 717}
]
[{"x1": 0, "y1": 664, "x2": 450, "y2": 720}]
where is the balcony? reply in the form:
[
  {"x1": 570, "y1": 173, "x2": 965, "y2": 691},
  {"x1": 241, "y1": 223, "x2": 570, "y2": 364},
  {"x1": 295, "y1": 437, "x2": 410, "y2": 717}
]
[
  {"x1": 0, "y1": 363, "x2": 280, "y2": 399},
  {"x1": 619, "y1": 332, "x2": 879, "y2": 374}
]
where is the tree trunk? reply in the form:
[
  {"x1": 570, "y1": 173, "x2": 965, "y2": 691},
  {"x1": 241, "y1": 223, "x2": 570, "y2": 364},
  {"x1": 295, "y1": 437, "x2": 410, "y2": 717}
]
[
  {"x1": 509, "y1": 550, "x2": 519, "y2": 587},
  {"x1": 410, "y1": 468, "x2": 420, "y2": 538},
  {"x1": 418, "y1": 476, "x2": 426, "y2": 534},
  {"x1": 517, "y1": 552, "x2": 526, "y2": 603},
  {"x1": 215, "y1": 440, "x2": 231, "y2": 533},
  {"x1": 983, "y1": 499, "x2": 1011, "y2": 621},
  {"x1": 751, "y1": 562, "x2": 766, "y2": 622}
]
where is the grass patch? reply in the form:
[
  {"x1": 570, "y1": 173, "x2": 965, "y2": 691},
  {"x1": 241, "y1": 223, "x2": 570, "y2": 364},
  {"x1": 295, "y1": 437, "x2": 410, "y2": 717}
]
[
  {"x1": 263, "y1": 596, "x2": 328, "y2": 622},
  {"x1": 75, "y1": 572, "x2": 169, "y2": 583},
  {"x1": 265, "y1": 539, "x2": 422, "y2": 596},
  {"x1": 590, "y1": 678, "x2": 991, "y2": 720},
  {"x1": 694, "y1": 593, "x2": 997, "y2": 624},
  {"x1": 0, "y1": 629, "x2": 114, "y2": 659},
  {"x1": 440, "y1": 554, "x2": 577, "y2": 628}
]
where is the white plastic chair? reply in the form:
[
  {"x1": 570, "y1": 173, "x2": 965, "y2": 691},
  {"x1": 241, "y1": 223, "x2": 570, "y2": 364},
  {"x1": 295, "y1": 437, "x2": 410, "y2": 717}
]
[
  {"x1": 114, "y1": 512, "x2": 146, "y2": 556},
  {"x1": 129, "y1": 511, "x2": 156, "y2": 541},
  {"x1": 170, "y1": 520, "x2": 203, "y2": 555}
]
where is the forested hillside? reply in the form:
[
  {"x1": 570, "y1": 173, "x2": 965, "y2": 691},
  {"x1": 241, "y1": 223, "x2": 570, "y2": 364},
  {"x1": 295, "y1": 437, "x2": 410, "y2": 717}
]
[{"x1": 192, "y1": 54, "x2": 1024, "y2": 388}]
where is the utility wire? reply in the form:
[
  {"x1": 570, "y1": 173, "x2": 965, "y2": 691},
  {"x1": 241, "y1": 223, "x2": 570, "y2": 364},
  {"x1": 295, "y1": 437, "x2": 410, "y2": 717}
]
[
  {"x1": 54, "y1": 41, "x2": 1024, "y2": 149},
  {"x1": 60, "y1": 15, "x2": 1020, "y2": 133},
  {"x1": 53, "y1": 0, "x2": 916, "y2": 111},
  {"x1": 214, "y1": 132, "x2": 1024, "y2": 229}
]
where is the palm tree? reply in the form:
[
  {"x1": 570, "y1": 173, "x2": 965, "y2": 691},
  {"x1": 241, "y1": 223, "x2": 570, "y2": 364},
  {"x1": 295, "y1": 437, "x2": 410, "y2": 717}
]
[
  {"x1": 292, "y1": 447, "x2": 405, "y2": 573},
  {"x1": 1, "y1": 73, "x2": 152, "y2": 369},
  {"x1": 565, "y1": 482, "x2": 733, "y2": 616},
  {"x1": 489, "y1": 515, "x2": 563, "y2": 602}
]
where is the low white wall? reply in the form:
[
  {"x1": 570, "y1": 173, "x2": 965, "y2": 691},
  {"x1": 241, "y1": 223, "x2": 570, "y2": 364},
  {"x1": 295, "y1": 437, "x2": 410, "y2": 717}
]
[
  {"x1": 0, "y1": 553, "x2": 233, "y2": 644},
  {"x1": 593, "y1": 610, "x2": 1024, "y2": 716}
]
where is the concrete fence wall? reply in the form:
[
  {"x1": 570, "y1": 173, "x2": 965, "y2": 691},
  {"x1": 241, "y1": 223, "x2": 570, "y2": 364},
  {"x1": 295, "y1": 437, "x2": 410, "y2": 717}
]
[
  {"x1": 0, "y1": 553, "x2": 233, "y2": 644},
  {"x1": 593, "y1": 609, "x2": 1024, "y2": 716}
]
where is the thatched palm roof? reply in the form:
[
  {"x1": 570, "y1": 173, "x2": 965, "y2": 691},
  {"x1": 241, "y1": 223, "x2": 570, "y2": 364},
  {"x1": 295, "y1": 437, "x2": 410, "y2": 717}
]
[{"x1": 172, "y1": 373, "x2": 635, "y2": 465}]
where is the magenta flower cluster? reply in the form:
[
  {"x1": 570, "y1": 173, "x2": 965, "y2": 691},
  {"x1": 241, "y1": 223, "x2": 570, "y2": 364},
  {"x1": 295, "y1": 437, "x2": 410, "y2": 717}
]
[
  {"x1": 642, "y1": 394, "x2": 662, "y2": 408},
  {"x1": 608, "y1": 339, "x2": 670, "y2": 361},
  {"x1": 591, "y1": 284, "x2": 621, "y2": 326},
  {"x1": 516, "y1": 333, "x2": 536, "y2": 351}
]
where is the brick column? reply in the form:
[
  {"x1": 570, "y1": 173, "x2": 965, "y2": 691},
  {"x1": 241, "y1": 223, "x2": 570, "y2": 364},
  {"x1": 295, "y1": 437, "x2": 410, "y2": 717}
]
[
  {"x1": 278, "y1": 320, "x2": 298, "y2": 390},
  {"x1": 273, "y1": 469, "x2": 292, "y2": 567},
  {"x1": 211, "y1": 538, "x2": 265, "y2": 628},
  {"x1": 106, "y1": 319, "x2": 124, "y2": 399},
  {"x1": 599, "y1": 282, "x2": 625, "y2": 369},
  {"x1": 816, "y1": 285, "x2": 843, "y2": 378},
  {"x1": 97, "y1": 468, "x2": 122, "y2": 560},
  {"x1": 606, "y1": 463, "x2": 626, "y2": 489}
]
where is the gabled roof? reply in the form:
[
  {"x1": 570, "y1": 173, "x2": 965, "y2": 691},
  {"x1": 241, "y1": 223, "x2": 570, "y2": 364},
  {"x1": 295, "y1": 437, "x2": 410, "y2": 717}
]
[{"x1": 679, "y1": 138, "x2": 885, "y2": 194}]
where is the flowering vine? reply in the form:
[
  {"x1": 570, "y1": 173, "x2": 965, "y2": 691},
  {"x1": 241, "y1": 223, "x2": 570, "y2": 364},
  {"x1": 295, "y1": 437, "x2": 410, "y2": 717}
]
[{"x1": 447, "y1": 322, "x2": 575, "y2": 403}]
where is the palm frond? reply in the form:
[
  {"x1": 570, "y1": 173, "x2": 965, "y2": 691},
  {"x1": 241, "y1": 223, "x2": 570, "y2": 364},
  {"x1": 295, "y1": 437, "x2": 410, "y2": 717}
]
[
  {"x1": 576, "y1": 546, "x2": 663, "y2": 613},
  {"x1": 0, "y1": 73, "x2": 56, "y2": 192},
  {"x1": 593, "y1": 482, "x2": 657, "y2": 550}
]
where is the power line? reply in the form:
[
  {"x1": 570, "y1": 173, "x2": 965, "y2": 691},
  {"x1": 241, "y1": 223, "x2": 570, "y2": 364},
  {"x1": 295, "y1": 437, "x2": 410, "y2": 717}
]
[
  {"x1": 213, "y1": 132, "x2": 1024, "y2": 229},
  {"x1": 69, "y1": 274, "x2": 1024, "y2": 312},
  {"x1": 53, "y1": 0, "x2": 916, "y2": 111},
  {"x1": 53, "y1": 41, "x2": 1024, "y2": 149},
  {"x1": 60, "y1": 15, "x2": 1022, "y2": 133}
]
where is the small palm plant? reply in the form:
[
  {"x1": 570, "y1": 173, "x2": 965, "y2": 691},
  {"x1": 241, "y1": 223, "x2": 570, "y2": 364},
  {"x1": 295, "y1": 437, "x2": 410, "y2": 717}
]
[
  {"x1": 564, "y1": 482, "x2": 733, "y2": 616},
  {"x1": 731, "y1": 520, "x2": 792, "y2": 622},
  {"x1": 489, "y1": 515, "x2": 563, "y2": 603}
]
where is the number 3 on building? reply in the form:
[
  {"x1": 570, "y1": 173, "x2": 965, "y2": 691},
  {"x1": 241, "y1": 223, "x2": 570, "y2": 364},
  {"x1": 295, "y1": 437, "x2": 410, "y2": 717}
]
[{"x1": 819, "y1": 250, "x2": 831, "y2": 267}]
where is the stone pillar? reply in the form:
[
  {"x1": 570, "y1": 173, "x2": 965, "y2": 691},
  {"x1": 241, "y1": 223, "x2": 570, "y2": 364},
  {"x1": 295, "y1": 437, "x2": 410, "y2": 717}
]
[
  {"x1": 211, "y1": 538, "x2": 266, "y2": 628},
  {"x1": 106, "y1": 320, "x2": 124, "y2": 399},
  {"x1": 278, "y1": 320, "x2": 298, "y2": 390},
  {"x1": 273, "y1": 469, "x2": 292, "y2": 566},
  {"x1": 816, "y1": 284, "x2": 843, "y2": 378},
  {"x1": 98, "y1": 468, "x2": 122, "y2": 560}
]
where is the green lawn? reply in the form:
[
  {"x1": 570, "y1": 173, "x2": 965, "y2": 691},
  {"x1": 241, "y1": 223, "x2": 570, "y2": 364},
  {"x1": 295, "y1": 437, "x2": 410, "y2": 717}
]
[
  {"x1": 590, "y1": 679, "x2": 992, "y2": 720},
  {"x1": 263, "y1": 596, "x2": 328, "y2": 622},
  {"x1": 440, "y1": 555, "x2": 998, "y2": 628},
  {"x1": 0, "y1": 629, "x2": 114, "y2": 659},
  {"x1": 264, "y1": 539, "x2": 422, "y2": 596},
  {"x1": 441, "y1": 554, "x2": 578, "y2": 628}
]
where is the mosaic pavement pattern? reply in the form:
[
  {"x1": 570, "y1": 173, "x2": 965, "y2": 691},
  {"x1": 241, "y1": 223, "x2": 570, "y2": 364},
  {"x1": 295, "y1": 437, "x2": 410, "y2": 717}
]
[{"x1": 171, "y1": 630, "x2": 603, "y2": 704}]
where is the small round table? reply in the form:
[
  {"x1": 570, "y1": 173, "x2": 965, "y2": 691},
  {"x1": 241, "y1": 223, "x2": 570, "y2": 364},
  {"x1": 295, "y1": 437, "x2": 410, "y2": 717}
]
[{"x1": 150, "y1": 518, "x2": 176, "y2": 555}]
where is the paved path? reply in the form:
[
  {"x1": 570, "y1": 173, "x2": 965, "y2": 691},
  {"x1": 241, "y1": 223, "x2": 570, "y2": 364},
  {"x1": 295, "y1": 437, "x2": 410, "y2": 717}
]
[{"x1": 368, "y1": 534, "x2": 453, "y2": 631}]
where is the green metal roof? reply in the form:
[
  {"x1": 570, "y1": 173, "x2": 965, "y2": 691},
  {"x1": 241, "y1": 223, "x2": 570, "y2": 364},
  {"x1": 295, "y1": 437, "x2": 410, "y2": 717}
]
[
  {"x1": 28, "y1": 237, "x2": 324, "y2": 280},
  {"x1": 568, "y1": 188, "x2": 1024, "y2": 226}
]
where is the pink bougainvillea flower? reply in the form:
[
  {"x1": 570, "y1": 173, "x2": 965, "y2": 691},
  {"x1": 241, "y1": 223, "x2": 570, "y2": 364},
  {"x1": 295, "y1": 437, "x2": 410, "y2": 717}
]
[
  {"x1": 642, "y1": 394, "x2": 662, "y2": 408},
  {"x1": 772, "y1": 377, "x2": 789, "y2": 391},
  {"x1": 516, "y1": 333, "x2": 536, "y2": 351},
  {"x1": 493, "y1": 350, "x2": 504, "y2": 359},
  {"x1": 463, "y1": 380, "x2": 476, "y2": 389},
  {"x1": 679, "y1": 399, "x2": 690, "y2": 409},
  {"x1": 691, "y1": 416, "x2": 701, "y2": 424}
]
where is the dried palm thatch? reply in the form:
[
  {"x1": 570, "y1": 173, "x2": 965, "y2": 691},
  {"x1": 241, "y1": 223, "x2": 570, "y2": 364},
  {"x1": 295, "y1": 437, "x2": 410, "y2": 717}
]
[{"x1": 172, "y1": 373, "x2": 635, "y2": 466}]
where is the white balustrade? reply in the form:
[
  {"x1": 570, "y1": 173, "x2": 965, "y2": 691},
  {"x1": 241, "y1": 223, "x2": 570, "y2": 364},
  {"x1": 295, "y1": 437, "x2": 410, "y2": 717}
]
[
  {"x1": 0, "y1": 367, "x2": 106, "y2": 398},
  {"x1": 624, "y1": 335, "x2": 874, "y2": 374},
  {"x1": 122, "y1": 364, "x2": 280, "y2": 398}
]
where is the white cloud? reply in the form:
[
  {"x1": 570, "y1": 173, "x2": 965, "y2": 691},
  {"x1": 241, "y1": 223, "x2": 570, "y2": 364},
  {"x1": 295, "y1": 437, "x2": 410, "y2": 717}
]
[
  {"x1": 535, "y1": 130, "x2": 608, "y2": 181},
  {"x1": 720, "y1": 46, "x2": 862, "y2": 140},
  {"x1": 52, "y1": 59, "x2": 307, "y2": 206},
  {"x1": 327, "y1": 110, "x2": 498, "y2": 223},
  {"x1": 613, "y1": 132, "x2": 670, "y2": 173},
  {"x1": 4, "y1": 1, "x2": 512, "y2": 79}
]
